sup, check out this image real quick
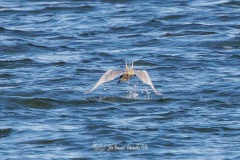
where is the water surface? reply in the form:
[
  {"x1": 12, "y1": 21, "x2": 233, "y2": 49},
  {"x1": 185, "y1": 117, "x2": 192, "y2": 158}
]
[{"x1": 0, "y1": 0, "x2": 240, "y2": 159}]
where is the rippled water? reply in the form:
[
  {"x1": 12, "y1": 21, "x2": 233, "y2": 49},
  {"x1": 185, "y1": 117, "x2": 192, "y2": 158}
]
[{"x1": 1, "y1": 0, "x2": 240, "y2": 159}]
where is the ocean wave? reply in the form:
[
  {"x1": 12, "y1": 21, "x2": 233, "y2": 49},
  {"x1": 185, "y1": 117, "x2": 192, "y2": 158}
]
[
  {"x1": 0, "y1": 128, "x2": 13, "y2": 139},
  {"x1": 0, "y1": 5, "x2": 95, "y2": 14}
]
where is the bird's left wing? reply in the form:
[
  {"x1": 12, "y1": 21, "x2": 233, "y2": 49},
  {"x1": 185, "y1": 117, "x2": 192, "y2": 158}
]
[
  {"x1": 135, "y1": 70, "x2": 161, "y2": 95},
  {"x1": 85, "y1": 70, "x2": 123, "y2": 94}
]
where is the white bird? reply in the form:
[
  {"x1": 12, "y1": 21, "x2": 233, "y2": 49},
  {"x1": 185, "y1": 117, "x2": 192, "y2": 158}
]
[{"x1": 85, "y1": 62, "x2": 161, "y2": 95}]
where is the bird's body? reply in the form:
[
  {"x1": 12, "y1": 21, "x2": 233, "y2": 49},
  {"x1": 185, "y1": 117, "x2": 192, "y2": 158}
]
[
  {"x1": 85, "y1": 62, "x2": 161, "y2": 95},
  {"x1": 117, "y1": 62, "x2": 135, "y2": 84},
  {"x1": 117, "y1": 74, "x2": 131, "y2": 84}
]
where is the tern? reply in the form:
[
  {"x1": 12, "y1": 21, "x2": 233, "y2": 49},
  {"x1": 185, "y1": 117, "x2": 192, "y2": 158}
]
[{"x1": 85, "y1": 62, "x2": 161, "y2": 95}]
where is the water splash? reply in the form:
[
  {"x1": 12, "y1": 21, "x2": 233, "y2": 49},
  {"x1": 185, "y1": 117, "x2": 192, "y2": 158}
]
[
  {"x1": 144, "y1": 88, "x2": 151, "y2": 100},
  {"x1": 126, "y1": 83, "x2": 139, "y2": 99},
  {"x1": 126, "y1": 82, "x2": 153, "y2": 100}
]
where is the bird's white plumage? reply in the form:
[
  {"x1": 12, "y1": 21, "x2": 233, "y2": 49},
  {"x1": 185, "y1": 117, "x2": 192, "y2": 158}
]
[
  {"x1": 135, "y1": 70, "x2": 161, "y2": 95},
  {"x1": 84, "y1": 70, "x2": 123, "y2": 94},
  {"x1": 85, "y1": 62, "x2": 161, "y2": 95}
]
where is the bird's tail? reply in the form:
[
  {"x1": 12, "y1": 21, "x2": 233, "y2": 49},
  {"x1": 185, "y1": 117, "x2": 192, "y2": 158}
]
[{"x1": 125, "y1": 61, "x2": 128, "y2": 71}]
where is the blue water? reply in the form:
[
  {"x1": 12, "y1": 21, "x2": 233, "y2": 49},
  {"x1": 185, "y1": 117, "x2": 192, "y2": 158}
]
[{"x1": 1, "y1": 0, "x2": 240, "y2": 159}]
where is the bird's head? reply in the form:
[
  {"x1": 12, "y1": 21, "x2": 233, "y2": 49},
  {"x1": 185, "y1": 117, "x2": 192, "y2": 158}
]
[{"x1": 125, "y1": 61, "x2": 134, "y2": 75}]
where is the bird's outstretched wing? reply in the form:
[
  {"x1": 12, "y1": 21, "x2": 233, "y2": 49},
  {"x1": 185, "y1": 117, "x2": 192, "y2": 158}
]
[
  {"x1": 135, "y1": 70, "x2": 161, "y2": 95},
  {"x1": 85, "y1": 70, "x2": 123, "y2": 94}
]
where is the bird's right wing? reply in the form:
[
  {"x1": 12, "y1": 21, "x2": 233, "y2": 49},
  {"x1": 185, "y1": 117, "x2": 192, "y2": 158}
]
[
  {"x1": 85, "y1": 70, "x2": 123, "y2": 94},
  {"x1": 135, "y1": 70, "x2": 161, "y2": 95}
]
